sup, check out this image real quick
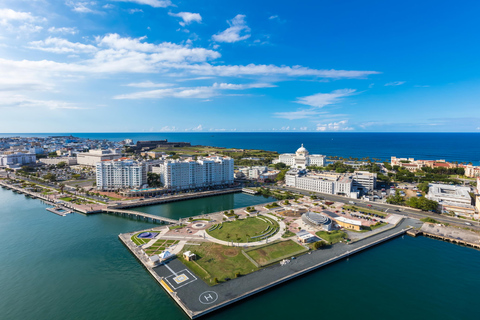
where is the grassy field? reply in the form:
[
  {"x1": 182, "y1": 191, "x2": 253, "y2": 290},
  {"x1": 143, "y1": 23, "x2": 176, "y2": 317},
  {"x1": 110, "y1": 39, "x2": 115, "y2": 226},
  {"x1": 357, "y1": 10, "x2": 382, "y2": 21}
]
[
  {"x1": 316, "y1": 230, "x2": 348, "y2": 244},
  {"x1": 59, "y1": 197, "x2": 73, "y2": 202},
  {"x1": 343, "y1": 205, "x2": 387, "y2": 218},
  {"x1": 245, "y1": 240, "x2": 308, "y2": 266},
  {"x1": 179, "y1": 242, "x2": 258, "y2": 285},
  {"x1": 207, "y1": 216, "x2": 279, "y2": 243},
  {"x1": 144, "y1": 239, "x2": 179, "y2": 256}
]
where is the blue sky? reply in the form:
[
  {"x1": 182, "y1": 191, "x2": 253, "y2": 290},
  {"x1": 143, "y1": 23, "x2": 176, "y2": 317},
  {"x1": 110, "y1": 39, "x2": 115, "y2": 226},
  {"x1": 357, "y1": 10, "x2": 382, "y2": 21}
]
[{"x1": 0, "y1": 0, "x2": 479, "y2": 132}]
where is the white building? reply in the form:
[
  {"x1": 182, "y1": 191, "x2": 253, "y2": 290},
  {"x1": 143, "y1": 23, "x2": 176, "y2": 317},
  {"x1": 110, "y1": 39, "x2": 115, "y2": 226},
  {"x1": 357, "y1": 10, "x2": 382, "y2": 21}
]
[
  {"x1": 153, "y1": 156, "x2": 234, "y2": 190},
  {"x1": 39, "y1": 157, "x2": 77, "y2": 166},
  {"x1": 77, "y1": 149, "x2": 122, "y2": 166},
  {"x1": 464, "y1": 165, "x2": 480, "y2": 178},
  {"x1": 273, "y1": 144, "x2": 325, "y2": 169},
  {"x1": 0, "y1": 153, "x2": 36, "y2": 168},
  {"x1": 285, "y1": 169, "x2": 357, "y2": 198},
  {"x1": 352, "y1": 171, "x2": 377, "y2": 193},
  {"x1": 96, "y1": 159, "x2": 145, "y2": 190},
  {"x1": 427, "y1": 183, "x2": 475, "y2": 216}
]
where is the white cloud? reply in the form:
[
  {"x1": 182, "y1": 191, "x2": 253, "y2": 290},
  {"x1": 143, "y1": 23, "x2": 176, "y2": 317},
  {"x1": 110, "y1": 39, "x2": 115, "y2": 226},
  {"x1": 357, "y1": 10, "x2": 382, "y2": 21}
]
[
  {"x1": 0, "y1": 92, "x2": 78, "y2": 109},
  {"x1": 299, "y1": 126, "x2": 308, "y2": 131},
  {"x1": 212, "y1": 14, "x2": 251, "y2": 43},
  {"x1": 316, "y1": 120, "x2": 353, "y2": 131},
  {"x1": 128, "y1": 8, "x2": 143, "y2": 14},
  {"x1": 188, "y1": 124, "x2": 203, "y2": 131},
  {"x1": 112, "y1": 0, "x2": 172, "y2": 8},
  {"x1": 274, "y1": 109, "x2": 326, "y2": 120},
  {"x1": 125, "y1": 81, "x2": 173, "y2": 88},
  {"x1": 66, "y1": 1, "x2": 102, "y2": 14},
  {"x1": 48, "y1": 27, "x2": 78, "y2": 35},
  {"x1": 295, "y1": 89, "x2": 356, "y2": 108},
  {"x1": 114, "y1": 82, "x2": 275, "y2": 100},
  {"x1": 28, "y1": 37, "x2": 97, "y2": 54},
  {"x1": 385, "y1": 81, "x2": 406, "y2": 86},
  {"x1": 168, "y1": 12, "x2": 202, "y2": 26},
  {"x1": 269, "y1": 15, "x2": 278, "y2": 20},
  {"x1": 0, "y1": 8, "x2": 35, "y2": 24}
]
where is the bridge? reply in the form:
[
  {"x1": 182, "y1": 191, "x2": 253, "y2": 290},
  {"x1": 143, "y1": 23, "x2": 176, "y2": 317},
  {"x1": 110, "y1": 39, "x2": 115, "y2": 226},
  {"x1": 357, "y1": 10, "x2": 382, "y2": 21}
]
[{"x1": 103, "y1": 208, "x2": 179, "y2": 224}]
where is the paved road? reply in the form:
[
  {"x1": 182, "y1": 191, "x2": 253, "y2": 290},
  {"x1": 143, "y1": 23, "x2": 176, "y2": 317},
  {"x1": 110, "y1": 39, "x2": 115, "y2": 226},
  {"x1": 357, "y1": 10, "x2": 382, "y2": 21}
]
[{"x1": 271, "y1": 185, "x2": 480, "y2": 231}]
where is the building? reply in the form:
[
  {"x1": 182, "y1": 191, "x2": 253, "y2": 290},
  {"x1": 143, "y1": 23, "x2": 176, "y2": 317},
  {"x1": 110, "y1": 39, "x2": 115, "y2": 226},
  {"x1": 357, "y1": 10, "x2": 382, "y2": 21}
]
[
  {"x1": 476, "y1": 177, "x2": 480, "y2": 215},
  {"x1": 334, "y1": 216, "x2": 362, "y2": 231},
  {"x1": 296, "y1": 230, "x2": 316, "y2": 243},
  {"x1": 301, "y1": 212, "x2": 332, "y2": 230},
  {"x1": 464, "y1": 165, "x2": 480, "y2": 178},
  {"x1": 96, "y1": 159, "x2": 145, "y2": 190},
  {"x1": 427, "y1": 183, "x2": 475, "y2": 216},
  {"x1": 391, "y1": 156, "x2": 459, "y2": 172},
  {"x1": 183, "y1": 251, "x2": 196, "y2": 261},
  {"x1": 77, "y1": 149, "x2": 122, "y2": 166},
  {"x1": 273, "y1": 144, "x2": 325, "y2": 169},
  {"x1": 285, "y1": 169, "x2": 358, "y2": 198},
  {"x1": 39, "y1": 157, "x2": 77, "y2": 166},
  {"x1": 352, "y1": 171, "x2": 377, "y2": 193},
  {"x1": 152, "y1": 156, "x2": 234, "y2": 190},
  {"x1": 0, "y1": 152, "x2": 36, "y2": 168}
]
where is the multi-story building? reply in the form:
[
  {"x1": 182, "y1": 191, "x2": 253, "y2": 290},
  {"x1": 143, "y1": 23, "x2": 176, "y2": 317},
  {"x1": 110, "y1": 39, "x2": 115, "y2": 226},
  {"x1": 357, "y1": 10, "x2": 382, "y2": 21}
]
[
  {"x1": 77, "y1": 149, "x2": 122, "y2": 166},
  {"x1": 39, "y1": 157, "x2": 77, "y2": 166},
  {"x1": 96, "y1": 159, "x2": 145, "y2": 190},
  {"x1": 426, "y1": 183, "x2": 475, "y2": 216},
  {"x1": 352, "y1": 171, "x2": 377, "y2": 193},
  {"x1": 0, "y1": 152, "x2": 36, "y2": 168},
  {"x1": 285, "y1": 170, "x2": 356, "y2": 197},
  {"x1": 153, "y1": 156, "x2": 234, "y2": 190},
  {"x1": 391, "y1": 156, "x2": 458, "y2": 172},
  {"x1": 273, "y1": 144, "x2": 325, "y2": 169},
  {"x1": 464, "y1": 165, "x2": 480, "y2": 178}
]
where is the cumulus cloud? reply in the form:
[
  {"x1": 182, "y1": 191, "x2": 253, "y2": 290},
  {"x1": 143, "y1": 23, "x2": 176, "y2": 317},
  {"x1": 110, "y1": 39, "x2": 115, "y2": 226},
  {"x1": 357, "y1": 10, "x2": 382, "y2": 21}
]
[
  {"x1": 66, "y1": 1, "x2": 102, "y2": 14},
  {"x1": 28, "y1": 37, "x2": 97, "y2": 54},
  {"x1": 168, "y1": 12, "x2": 202, "y2": 26},
  {"x1": 112, "y1": 0, "x2": 172, "y2": 8},
  {"x1": 0, "y1": 8, "x2": 45, "y2": 33},
  {"x1": 212, "y1": 14, "x2": 251, "y2": 43},
  {"x1": 0, "y1": 8, "x2": 35, "y2": 24},
  {"x1": 316, "y1": 120, "x2": 353, "y2": 131},
  {"x1": 0, "y1": 92, "x2": 78, "y2": 109},
  {"x1": 48, "y1": 26, "x2": 78, "y2": 34},
  {"x1": 385, "y1": 81, "x2": 406, "y2": 86}
]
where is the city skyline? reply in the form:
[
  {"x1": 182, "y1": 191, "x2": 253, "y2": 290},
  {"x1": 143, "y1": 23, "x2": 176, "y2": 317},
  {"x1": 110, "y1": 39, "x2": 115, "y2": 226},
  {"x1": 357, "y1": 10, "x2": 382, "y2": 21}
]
[{"x1": 1, "y1": 0, "x2": 480, "y2": 132}]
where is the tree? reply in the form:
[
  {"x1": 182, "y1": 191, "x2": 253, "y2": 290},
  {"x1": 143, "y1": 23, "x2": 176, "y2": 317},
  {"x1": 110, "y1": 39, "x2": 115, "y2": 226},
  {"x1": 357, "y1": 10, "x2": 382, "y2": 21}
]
[
  {"x1": 386, "y1": 189, "x2": 404, "y2": 205},
  {"x1": 59, "y1": 183, "x2": 65, "y2": 194},
  {"x1": 417, "y1": 182, "x2": 429, "y2": 193},
  {"x1": 147, "y1": 172, "x2": 162, "y2": 188},
  {"x1": 56, "y1": 161, "x2": 67, "y2": 168},
  {"x1": 275, "y1": 169, "x2": 289, "y2": 181},
  {"x1": 313, "y1": 240, "x2": 328, "y2": 249},
  {"x1": 44, "y1": 173, "x2": 56, "y2": 182},
  {"x1": 406, "y1": 197, "x2": 438, "y2": 212}
]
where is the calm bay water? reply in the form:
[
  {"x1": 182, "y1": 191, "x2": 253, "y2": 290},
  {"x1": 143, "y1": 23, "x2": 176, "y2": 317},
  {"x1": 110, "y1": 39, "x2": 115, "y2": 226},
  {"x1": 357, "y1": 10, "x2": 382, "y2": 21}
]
[
  {"x1": 1, "y1": 187, "x2": 480, "y2": 319},
  {"x1": 2, "y1": 132, "x2": 479, "y2": 165}
]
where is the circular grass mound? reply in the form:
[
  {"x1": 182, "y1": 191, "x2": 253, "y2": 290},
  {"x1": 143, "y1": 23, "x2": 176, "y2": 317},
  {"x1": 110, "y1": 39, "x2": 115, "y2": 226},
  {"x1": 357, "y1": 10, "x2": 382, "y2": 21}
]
[{"x1": 207, "y1": 216, "x2": 280, "y2": 243}]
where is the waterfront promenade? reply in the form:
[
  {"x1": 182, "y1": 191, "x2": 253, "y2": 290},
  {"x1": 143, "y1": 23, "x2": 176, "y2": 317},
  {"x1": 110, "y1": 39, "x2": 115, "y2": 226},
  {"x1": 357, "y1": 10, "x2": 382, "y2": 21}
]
[{"x1": 120, "y1": 218, "x2": 422, "y2": 319}]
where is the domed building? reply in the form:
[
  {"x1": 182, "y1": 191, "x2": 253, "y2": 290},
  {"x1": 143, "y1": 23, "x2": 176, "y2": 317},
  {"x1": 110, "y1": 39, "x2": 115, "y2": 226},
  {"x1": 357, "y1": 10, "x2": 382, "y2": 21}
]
[{"x1": 273, "y1": 144, "x2": 325, "y2": 169}]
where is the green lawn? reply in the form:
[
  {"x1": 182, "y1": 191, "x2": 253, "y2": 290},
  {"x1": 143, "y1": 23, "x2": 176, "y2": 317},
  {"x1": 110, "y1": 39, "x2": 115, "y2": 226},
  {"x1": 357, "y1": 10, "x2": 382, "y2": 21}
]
[
  {"x1": 343, "y1": 205, "x2": 386, "y2": 218},
  {"x1": 349, "y1": 222, "x2": 389, "y2": 233},
  {"x1": 144, "y1": 239, "x2": 179, "y2": 256},
  {"x1": 245, "y1": 240, "x2": 308, "y2": 266},
  {"x1": 207, "y1": 216, "x2": 279, "y2": 243},
  {"x1": 282, "y1": 230, "x2": 296, "y2": 238},
  {"x1": 131, "y1": 232, "x2": 151, "y2": 246},
  {"x1": 316, "y1": 230, "x2": 348, "y2": 244},
  {"x1": 59, "y1": 197, "x2": 72, "y2": 202},
  {"x1": 179, "y1": 242, "x2": 258, "y2": 285}
]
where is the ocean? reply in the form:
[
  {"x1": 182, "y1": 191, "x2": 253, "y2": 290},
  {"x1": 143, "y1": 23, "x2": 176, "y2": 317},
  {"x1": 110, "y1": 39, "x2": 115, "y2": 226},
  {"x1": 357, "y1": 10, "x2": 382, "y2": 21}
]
[
  {"x1": 1, "y1": 132, "x2": 479, "y2": 165},
  {"x1": 1, "y1": 188, "x2": 479, "y2": 320}
]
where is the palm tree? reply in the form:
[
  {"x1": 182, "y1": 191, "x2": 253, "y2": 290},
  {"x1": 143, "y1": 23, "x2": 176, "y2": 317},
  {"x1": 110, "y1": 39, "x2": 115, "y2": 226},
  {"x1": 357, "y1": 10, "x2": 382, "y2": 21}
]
[{"x1": 59, "y1": 183, "x2": 65, "y2": 194}]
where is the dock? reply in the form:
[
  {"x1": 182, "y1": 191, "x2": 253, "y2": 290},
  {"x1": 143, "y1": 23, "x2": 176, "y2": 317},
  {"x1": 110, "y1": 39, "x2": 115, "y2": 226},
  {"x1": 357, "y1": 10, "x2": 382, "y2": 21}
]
[
  {"x1": 119, "y1": 218, "x2": 419, "y2": 319},
  {"x1": 242, "y1": 188, "x2": 258, "y2": 195},
  {"x1": 103, "y1": 208, "x2": 179, "y2": 224}
]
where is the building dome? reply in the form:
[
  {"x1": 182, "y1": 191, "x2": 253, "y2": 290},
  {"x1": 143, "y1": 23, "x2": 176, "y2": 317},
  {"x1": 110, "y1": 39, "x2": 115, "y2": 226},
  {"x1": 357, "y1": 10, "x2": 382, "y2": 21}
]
[{"x1": 296, "y1": 144, "x2": 309, "y2": 156}]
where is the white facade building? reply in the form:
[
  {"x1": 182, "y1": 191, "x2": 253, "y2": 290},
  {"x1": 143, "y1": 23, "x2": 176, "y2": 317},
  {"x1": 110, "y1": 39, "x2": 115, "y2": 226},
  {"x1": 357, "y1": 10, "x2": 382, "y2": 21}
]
[
  {"x1": 273, "y1": 144, "x2": 325, "y2": 169},
  {"x1": 0, "y1": 153, "x2": 36, "y2": 167},
  {"x1": 77, "y1": 149, "x2": 122, "y2": 166},
  {"x1": 285, "y1": 170, "x2": 357, "y2": 198},
  {"x1": 352, "y1": 171, "x2": 377, "y2": 193},
  {"x1": 96, "y1": 159, "x2": 145, "y2": 190},
  {"x1": 153, "y1": 156, "x2": 234, "y2": 190},
  {"x1": 427, "y1": 183, "x2": 475, "y2": 216}
]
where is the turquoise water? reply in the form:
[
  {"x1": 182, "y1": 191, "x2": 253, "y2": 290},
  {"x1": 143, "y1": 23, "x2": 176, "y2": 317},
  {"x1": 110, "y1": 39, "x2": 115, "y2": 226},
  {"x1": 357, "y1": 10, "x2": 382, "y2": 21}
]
[
  {"x1": 132, "y1": 193, "x2": 275, "y2": 219},
  {"x1": 1, "y1": 187, "x2": 479, "y2": 320}
]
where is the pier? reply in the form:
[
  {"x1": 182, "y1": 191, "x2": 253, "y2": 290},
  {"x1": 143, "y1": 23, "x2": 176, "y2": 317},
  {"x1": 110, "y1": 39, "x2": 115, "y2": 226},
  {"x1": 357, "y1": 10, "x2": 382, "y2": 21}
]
[
  {"x1": 119, "y1": 218, "x2": 420, "y2": 319},
  {"x1": 104, "y1": 208, "x2": 179, "y2": 224}
]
